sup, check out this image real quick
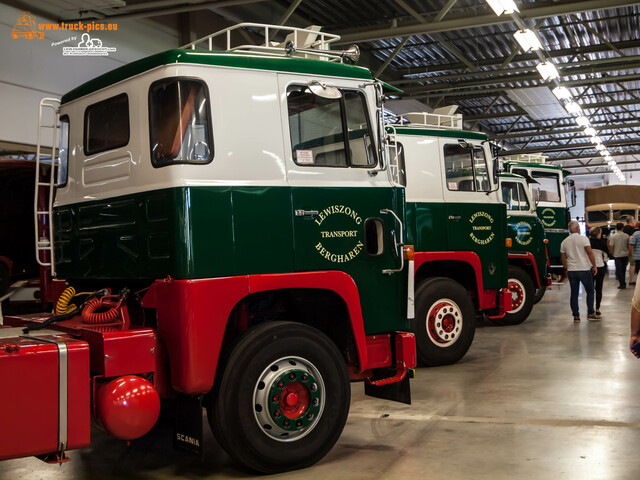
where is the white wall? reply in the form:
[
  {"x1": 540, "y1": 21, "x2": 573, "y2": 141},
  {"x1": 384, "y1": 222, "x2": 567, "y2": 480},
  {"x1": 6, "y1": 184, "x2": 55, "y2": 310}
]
[{"x1": 0, "y1": 4, "x2": 178, "y2": 147}]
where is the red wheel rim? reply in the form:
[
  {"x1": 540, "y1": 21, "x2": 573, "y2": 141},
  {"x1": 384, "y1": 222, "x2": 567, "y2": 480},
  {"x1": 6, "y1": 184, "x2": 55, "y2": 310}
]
[
  {"x1": 508, "y1": 278, "x2": 525, "y2": 314},
  {"x1": 426, "y1": 299, "x2": 462, "y2": 347},
  {"x1": 280, "y1": 381, "x2": 310, "y2": 419}
]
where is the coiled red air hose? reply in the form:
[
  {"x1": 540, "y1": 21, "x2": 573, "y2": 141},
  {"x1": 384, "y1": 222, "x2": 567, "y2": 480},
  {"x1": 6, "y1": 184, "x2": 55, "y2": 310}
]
[{"x1": 82, "y1": 297, "x2": 122, "y2": 324}]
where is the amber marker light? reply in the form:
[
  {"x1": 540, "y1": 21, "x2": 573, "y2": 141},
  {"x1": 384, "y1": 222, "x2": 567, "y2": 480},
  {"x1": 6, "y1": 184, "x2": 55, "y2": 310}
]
[
  {"x1": 505, "y1": 238, "x2": 513, "y2": 247},
  {"x1": 403, "y1": 245, "x2": 415, "y2": 260}
]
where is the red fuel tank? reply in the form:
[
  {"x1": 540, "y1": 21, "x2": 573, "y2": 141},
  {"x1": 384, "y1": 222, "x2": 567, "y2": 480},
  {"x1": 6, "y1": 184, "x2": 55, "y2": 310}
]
[{"x1": 94, "y1": 375, "x2": 160, "y2": 440}]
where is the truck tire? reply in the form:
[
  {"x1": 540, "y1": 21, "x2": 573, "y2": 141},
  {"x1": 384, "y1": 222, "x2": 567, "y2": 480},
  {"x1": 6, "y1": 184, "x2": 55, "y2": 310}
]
[
  {"x1": 533, "y1": 285, "x2": 546, "y2": 304},
  {"x1": 496, "y1": 265, "x2": 534, "y2": 325},
  {"x1": 411, "y1": 277, "x2": 475, "y2": 366},
  {"x1": 210, "y1": 321, "x2": 350, "y2": 473}
]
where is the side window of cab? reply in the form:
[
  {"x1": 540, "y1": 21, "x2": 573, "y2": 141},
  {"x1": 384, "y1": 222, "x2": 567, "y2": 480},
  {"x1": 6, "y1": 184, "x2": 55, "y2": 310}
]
[{"x1": 286, "y1": 85, "x2": 377, "y2": 168}]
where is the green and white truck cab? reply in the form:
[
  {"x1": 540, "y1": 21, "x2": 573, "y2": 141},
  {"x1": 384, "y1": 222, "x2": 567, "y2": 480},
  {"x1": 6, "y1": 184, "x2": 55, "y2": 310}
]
[
  {"x1": 2, "y1": 25, "x2": 417, "y2": 473},
  {"x1": 503, "y1": 157, "x2": 575, "y2": 276},
  {"x1": 385, "y1": 112, "x2": 511, "y2": 366},
  {"x1": 498, "y1": 172, "x2": 550, "y2": 324}
]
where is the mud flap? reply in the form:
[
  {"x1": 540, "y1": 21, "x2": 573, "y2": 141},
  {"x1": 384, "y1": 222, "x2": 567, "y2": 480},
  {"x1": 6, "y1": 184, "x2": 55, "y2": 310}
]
[
  {"x1": 364, "y1": 370, "x2": 413, "y2": 405},
  {"x1": 173, "y1": 394, "x2": 204, "y2": 457}
]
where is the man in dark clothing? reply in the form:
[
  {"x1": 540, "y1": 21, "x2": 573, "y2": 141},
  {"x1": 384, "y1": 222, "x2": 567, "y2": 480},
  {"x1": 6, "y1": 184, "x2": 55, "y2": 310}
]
[{"x1": 609, "y1": 222, "x2": 630, "y2": 289}]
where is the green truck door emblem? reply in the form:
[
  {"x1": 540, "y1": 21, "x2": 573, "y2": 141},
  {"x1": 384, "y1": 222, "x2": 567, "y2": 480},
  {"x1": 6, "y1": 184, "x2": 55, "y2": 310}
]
[
  {"x1": 540, "y1": 208, "x2": 557, "y2": 227},
  {"x1": 313, "y1": 205, "x2": 364, "y2": 263},
  {"x1": 469, "y1": 211, "x2": 495, "y2": 245},
  {"x1": 515, "y1": 221, "x2": 533, "y2": 246}
]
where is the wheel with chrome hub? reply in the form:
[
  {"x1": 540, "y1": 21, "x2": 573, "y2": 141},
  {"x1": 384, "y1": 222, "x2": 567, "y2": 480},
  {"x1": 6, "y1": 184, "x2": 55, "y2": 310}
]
[
  {"x1": 254, "y1": 357, "x2": 325, "y2": 441},
  {"x1": 209, "y1": 321, "x2": 349, "y2": 473},
  {"x1": 411, "y1": 277, "x2": 475, "y2": 366},
  {"x1": 494, "y1": 266, "x2": 534, "y2": 325}
]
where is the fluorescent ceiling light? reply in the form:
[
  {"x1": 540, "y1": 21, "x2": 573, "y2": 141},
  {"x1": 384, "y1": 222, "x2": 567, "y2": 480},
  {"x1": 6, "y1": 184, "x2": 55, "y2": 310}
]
[
  {"x1": 584, "y1": 127, "x2": 596, "y2": 136},
  {"x1": 514, "y1": 29, "x2": 543, "y2": 51},
  {"x1": 565, "y1": 101, "x2": 582, "y2": 114},
  {"x1": 595, "y1": 144, "x2": 606, "y2": 151},
  {"x1": 552, "y1": 86, "x2": 572, "y2": 100},
  {"x1": 600, "y1": 150, "x2": 609, "y2": 156},
  {"x1": 590, "y1": 136, "x2": 602, "y2": 144},
  {"x1": 536, "y1": 62, "x2": 559, "y2": 80},
  {"x1": 486, "y1": 0, "x2": 519, "y2": 16},
  {"x1": 576, "y1": 116, "x2": 589, "y2": 127}
]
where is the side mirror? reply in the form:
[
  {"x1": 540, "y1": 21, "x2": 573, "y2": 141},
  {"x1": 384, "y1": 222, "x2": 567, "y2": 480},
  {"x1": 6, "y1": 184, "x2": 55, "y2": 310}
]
[{"x1": 308, "y1": 80, "x2": 342, "y2": 99}]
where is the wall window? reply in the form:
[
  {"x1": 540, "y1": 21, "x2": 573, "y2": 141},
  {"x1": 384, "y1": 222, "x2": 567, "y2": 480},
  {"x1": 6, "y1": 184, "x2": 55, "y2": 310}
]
[
  {"x1": 502, "y1": 181, "x2": 530, "y2": 211},
  {"x1": 444, "y1": 143, "x2": 489, "y2": 192},
  {"x1": 84, "y1": 93, "x2": 129, "y2": 155},
  {"x1": 149, "y1": 78, "x2": 212, "y2": 167},
  {"x1": 287, "y1": 86, "x2": 376, "y2": 167},
  {"x1": 57, "y1": 115, "x2": 69, "y2": 187}
]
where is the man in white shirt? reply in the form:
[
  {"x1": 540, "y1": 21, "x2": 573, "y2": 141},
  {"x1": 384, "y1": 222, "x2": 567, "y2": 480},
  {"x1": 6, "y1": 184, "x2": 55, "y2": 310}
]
[{"x1": 561, "y1": 221, "x2": 598, "y2": 323}]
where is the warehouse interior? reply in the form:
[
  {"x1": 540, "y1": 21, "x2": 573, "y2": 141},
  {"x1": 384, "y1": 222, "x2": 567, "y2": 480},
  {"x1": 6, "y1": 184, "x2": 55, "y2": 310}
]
[{"x1": 1, "y1": 0, "x2": 640, "y2": 478}]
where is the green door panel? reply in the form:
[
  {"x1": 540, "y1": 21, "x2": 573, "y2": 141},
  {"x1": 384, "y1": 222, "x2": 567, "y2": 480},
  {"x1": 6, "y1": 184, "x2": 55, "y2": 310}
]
[
  {"x1": 506, "y1": 214, "x2": 547, "y2": 282},
  {"x1": 537, "y1": 206, "x2": 569, "y2": 265},
  {"x1": 445, "y1": 202, "x2": 508, "y2": 290},
  {"x1": 291, "y1": 186, "x2": 407, "y2": 335}
]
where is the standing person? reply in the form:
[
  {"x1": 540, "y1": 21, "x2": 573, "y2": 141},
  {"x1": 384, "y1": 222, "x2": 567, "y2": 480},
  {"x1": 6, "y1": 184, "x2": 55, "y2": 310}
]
[
  {"x1": 629, "y1": 280, "x2": 640, "y2": 357},
  {"x1": 625, "y1": 216, "x2": 638, "y2": 285},
  {"x1": 609, "y1": 222, "x2": 630, "y2": 289},
  {"x1": 561, "y1": 220, "x2": 599, "y2": 323},
  {"x1": 629, "y1": 227, "x2": 640, "y2": 286},
  {"x1": 589, "y1": 227, "x2": 608, "y2": 316}
]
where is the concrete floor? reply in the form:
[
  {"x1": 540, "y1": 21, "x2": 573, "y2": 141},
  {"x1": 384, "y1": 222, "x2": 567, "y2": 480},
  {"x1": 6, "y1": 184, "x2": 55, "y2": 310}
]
[{"x1": 2, "y1": 267, "x2": 640, "y2": 479}]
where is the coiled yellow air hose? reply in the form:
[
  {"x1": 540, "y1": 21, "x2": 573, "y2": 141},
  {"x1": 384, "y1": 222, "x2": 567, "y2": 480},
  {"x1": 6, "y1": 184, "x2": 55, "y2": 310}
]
[{"x1": 55, "y1": 286, "x2": 94, "y2": 315}]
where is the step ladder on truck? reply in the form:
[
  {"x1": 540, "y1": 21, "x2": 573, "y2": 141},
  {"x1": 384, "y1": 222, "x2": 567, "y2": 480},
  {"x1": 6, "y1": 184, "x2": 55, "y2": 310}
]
[
  {"x1": 384, "y1": 110, "x2": 513, "y2": 367},
  {"x1": 0, "y1": 24, "x2": 417, "y2": 473}
]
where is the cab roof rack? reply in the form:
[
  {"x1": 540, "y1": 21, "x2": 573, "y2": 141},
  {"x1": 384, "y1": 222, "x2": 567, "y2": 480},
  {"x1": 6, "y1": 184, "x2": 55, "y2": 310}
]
[
  {"x1": 181, "y1": 23, "x2": 355, "y2": 63},
  {"x1": 387, "y1": 111, "x2": 464, "y2": 130},
  {"x1": 501, "y1": 153, "x2": 548, "y2": 164}
]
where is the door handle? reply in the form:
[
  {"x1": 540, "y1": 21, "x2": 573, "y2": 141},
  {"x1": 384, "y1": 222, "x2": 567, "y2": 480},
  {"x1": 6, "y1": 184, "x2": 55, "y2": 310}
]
[
  {"x1": 295, "y1": 209, "x2": 319, "y2": 217},
  {"x1": 448, "y1": 215, "x2": 461, "y2": 221}
]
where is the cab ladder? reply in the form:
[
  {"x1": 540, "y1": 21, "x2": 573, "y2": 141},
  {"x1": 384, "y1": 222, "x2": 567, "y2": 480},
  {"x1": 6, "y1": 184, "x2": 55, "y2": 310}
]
[{"x1": 34, "y1": 98, "x2": 61, "y2": 278}]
